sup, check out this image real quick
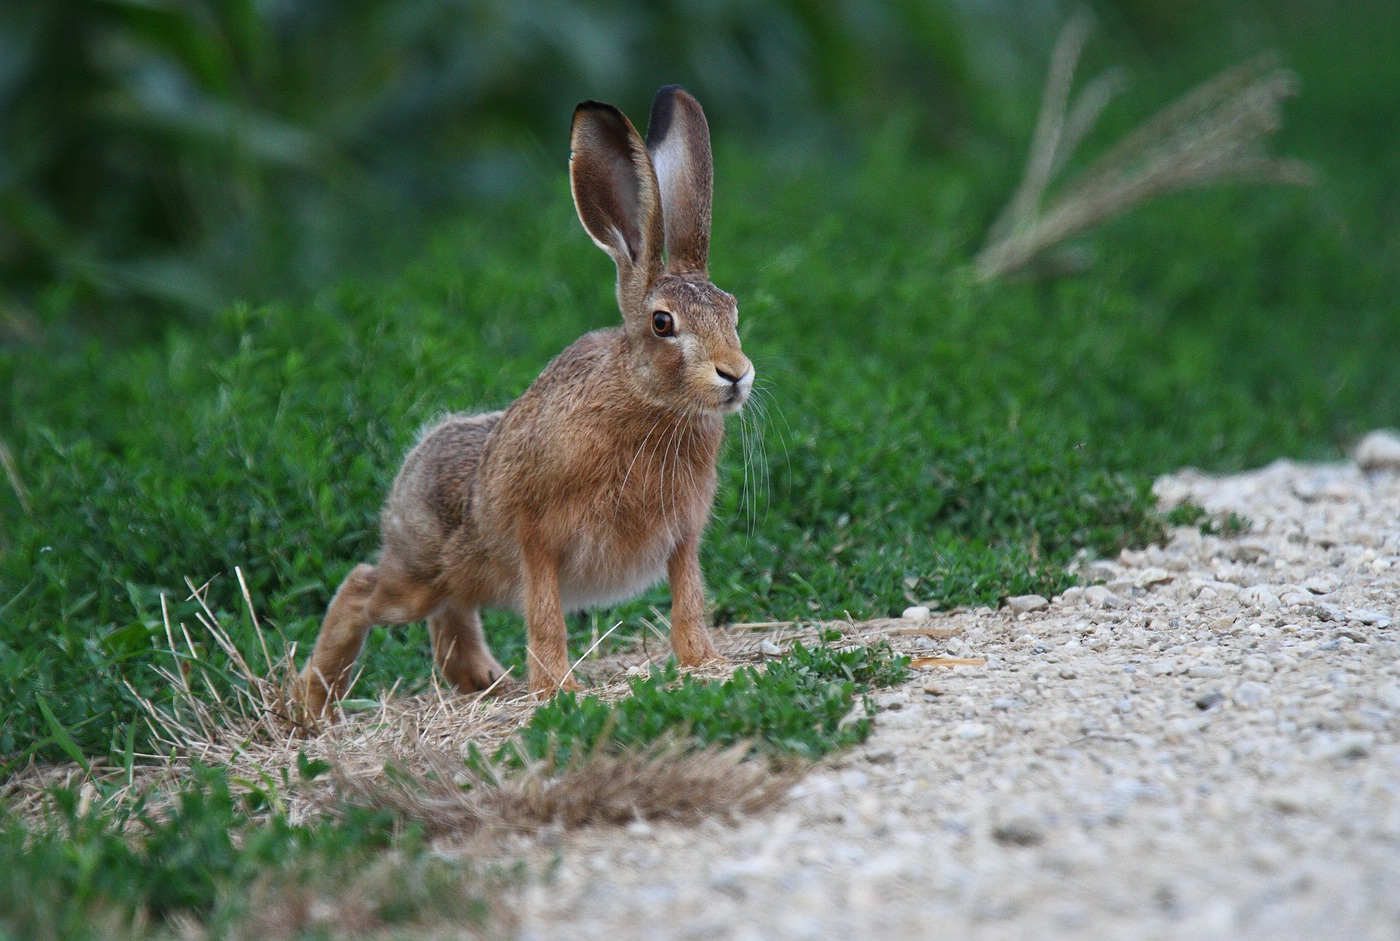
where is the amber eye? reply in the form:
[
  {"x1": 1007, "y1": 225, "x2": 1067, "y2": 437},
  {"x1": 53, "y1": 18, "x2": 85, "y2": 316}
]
[{"x1": 651, "y1": 311, "x2": 675, "y2": 337}]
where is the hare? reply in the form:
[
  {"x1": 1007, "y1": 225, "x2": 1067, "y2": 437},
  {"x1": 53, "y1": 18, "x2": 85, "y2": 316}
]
[{"x1": 297, "y1": 85, "x2": 753, "y2": 715}]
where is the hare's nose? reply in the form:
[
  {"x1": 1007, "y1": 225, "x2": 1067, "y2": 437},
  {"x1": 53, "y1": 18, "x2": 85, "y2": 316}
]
[{"x1": 715, "y1": 365, "x2": 744, "y2": 384}]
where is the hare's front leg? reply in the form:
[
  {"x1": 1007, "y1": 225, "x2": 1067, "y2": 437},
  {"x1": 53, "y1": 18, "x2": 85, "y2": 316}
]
[
  {"x1": 522, "y1": 547, "x2": 583, "y2": 697},
  {"x1": 667, "y1": 538, "x2": 724, "y2": 666}
]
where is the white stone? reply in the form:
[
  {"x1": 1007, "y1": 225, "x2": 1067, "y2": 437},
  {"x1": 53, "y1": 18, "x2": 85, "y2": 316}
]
[
  {"x1": 1242, "y1": 655, "x2": 1275, "y2": 679},
  {"x1": 1311, "y1": 732, "x2": 1375, "y2": 762},
  {"x1": 1355, "y1": 429, "x2": 1400, "y2": 471},
  {"x1": 1238, "y1": 586, "x2": 1281, "y2": 609},
  {"x1": 901, "y1": 605, "x2": 932, "y2": 620},
  {"x1": 1138, "y1": 566, "x2": 1174, "y2": 587},
  {"x1": 1006, "y1": 594, "x2": 1049, "y2": 614}
]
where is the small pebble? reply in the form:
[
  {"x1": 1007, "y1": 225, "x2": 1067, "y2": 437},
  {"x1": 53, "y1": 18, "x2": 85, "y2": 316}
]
[
  {"x1": 1195, "y1": 691, "x2": 1226, "y2": 710},
  {"x1": 993, "y1": 813, "x2": 1047, "y2": 846},
  {"x1": 758, "y1": 639, "x2": 782, "y2": 657},
  {"x1": 1084, "y1": 586, "x2": 1123, "y2": 609},
  {"x1": 901, "y1": 605, "x2": 932, "y2": 620},
  {"x1": 1311, "y1": 732, "x2": 1375, "y2": 762},
  {"x1": 1238, "y1": 586, "x2": 1281, "y2": 609},
  {"x1": 1137, "y1": 566, "x2": 1173, "y2": 587}
]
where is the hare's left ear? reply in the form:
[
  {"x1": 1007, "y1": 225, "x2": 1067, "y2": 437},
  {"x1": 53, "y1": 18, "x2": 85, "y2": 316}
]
[
  {"x1": 645, "y1": 85, "x2": 712, "y2": 276},
  {"x1": 571, "y1": 101, "x2": 665, "y2": 313}
]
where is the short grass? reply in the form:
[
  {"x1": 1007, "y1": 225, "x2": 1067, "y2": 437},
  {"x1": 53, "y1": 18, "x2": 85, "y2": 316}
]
[{"x1": 1, "y1": 762, "x2": 510, "y2": 941}]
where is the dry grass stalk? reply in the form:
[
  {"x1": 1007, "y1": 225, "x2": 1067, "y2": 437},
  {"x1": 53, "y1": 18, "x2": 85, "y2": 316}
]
[
  {"x1": 0, "y1": 434, "x2": 30, "y2": 516},
  {"x1": 8, "y1": 574, "x2": 814, "y2": 833},
  {"x1": 976, "y1": 15, "x2": 1313, "y2": 281}
]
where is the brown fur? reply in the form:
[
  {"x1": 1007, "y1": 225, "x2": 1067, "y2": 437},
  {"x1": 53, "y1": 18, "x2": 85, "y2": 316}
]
[{"x1": 298, "y1": 87, "x2": 754, "y2": 713}]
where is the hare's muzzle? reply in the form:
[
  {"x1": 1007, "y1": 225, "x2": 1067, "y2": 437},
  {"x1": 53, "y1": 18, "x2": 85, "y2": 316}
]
[{"x1": 714, "y1": 362, "x2": 754, "y2": 412}]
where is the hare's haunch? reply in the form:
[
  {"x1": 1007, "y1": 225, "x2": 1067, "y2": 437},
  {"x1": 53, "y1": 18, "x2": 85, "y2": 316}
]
[{"x1": 298, "y1": 86, "x2": 753, "y2": 713}]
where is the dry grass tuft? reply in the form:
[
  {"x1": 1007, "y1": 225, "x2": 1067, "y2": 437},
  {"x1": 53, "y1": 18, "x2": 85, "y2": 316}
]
[
  {"x1": 327, "y1": 742, "x2": 798, "y2": 839},
  {"x1": 130, "y1": 569, "x2": 328, "y2": 755},
  {"x1": 976, "y1": 15, "x2": 1312, "y2": 281}
]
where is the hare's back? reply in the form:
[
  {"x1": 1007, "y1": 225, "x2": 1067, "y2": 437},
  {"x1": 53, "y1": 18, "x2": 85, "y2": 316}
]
[{"x1": 381, "y1": 411, "x2": 504, "y2": 569}]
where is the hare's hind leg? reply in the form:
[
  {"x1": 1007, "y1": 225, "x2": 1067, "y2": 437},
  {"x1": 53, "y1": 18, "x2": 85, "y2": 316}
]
[
  {"x1": 299, "y1": 562, "x2": 441, "y2": 717},
  {"x1": 429, "y1": 600, "x2": 510, "y2": 694}
]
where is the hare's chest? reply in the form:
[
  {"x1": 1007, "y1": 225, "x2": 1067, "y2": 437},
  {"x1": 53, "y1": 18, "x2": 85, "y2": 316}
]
[
  {"x1": 556, "y1": 523, "x2": 679, "y2": 611},
  {"x1": 556, "y1": 465, "x2": 716, "y2": 609}
]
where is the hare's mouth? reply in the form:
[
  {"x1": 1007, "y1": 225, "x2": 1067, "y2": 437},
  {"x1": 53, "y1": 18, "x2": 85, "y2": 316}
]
[{"x1": 717, "y1": 385, "x2": 749, "y2": 414}]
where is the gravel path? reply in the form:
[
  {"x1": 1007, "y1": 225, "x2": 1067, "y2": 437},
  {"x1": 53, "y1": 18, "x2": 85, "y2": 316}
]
[{"x1": 512, "y1": 434, "x2": 1400, "y2": 941}]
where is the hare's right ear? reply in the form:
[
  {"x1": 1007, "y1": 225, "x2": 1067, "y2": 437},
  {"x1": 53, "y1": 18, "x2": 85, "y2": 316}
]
[
  {"x1": 645, "y1": 85, "x2": 712, "y2": 276},
  {"x1": 570, "y1": 102, "x2": 664, "y2": 312}
]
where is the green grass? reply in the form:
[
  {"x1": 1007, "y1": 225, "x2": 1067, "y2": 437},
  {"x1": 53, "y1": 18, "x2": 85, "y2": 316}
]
[
  {"x1": 0, "y1": 764, "x2": 502, "y2": 941},
  {"x1": 496, "y1": 640, "x2": 910, "y2": 771},
  {"x1": 2, "y1": 119, "x2": 1398, "y2": 763}
]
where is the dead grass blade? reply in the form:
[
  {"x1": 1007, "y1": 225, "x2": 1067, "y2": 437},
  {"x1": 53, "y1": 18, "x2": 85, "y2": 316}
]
[{"x1": 911, "y1": 656, "x2": 986, "y2": 668}]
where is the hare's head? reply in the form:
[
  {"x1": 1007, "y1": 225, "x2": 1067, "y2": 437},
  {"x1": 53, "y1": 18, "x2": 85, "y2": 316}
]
[{"x1": 570, "y1": 86, "x2": 752, "y2": 416}]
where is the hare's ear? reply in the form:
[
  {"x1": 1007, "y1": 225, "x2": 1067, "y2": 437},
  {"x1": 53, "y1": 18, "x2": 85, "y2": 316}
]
[
  {"x1": 645, "y1": 85, "x2": 712, "y2": 276},
  {"x1": 570, "y1": 101, "x2": 664, "y2": 309}
]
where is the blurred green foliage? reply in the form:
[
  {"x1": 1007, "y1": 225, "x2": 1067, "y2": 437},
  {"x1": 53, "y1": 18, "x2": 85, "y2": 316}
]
[
  {"x1": 0, "y1": 0, "x2": 1003, "y2": 333},
  {"x1": 3, "y1": 1, "x2": 1396, "y2": 333}
]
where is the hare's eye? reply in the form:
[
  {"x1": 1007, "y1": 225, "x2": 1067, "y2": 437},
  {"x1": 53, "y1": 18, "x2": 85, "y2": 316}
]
[{"x1": 651, "y1": 311, "x2": 675, "y2": 337}]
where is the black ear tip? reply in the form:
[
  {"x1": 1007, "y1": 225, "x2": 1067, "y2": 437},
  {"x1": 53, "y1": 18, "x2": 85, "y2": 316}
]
[
  {"x1": 574, "y1": 100, "x2": 620, "y2": 121},
  {"x1": 572, "y1": 101, "x2": 638, "y2": 151},
  {"x1": 647, "y1": 85, "x2": 688, "y2": 145}
]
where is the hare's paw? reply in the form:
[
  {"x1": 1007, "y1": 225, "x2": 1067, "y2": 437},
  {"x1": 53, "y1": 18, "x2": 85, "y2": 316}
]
[
  {"x1": 672, "y1": 627, "x2": 725, "y2": 667},
  {"x1": 445, "y1": 655, "x2": 514, "y2": 696},
  {"x1": 528, "y1": 673, "x2": 584, "y2": 700},
  {"x1": 678, "y1": 650, "x2": 729, "y2": 669},
  {"x1": 293, "y1": 668, "x2": 340, "y2": 725}
]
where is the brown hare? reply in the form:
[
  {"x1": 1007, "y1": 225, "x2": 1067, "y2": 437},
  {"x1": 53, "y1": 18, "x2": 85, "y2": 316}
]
[{"x1": 297, "y1": 85, "x2": 753, "y2": 715}]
